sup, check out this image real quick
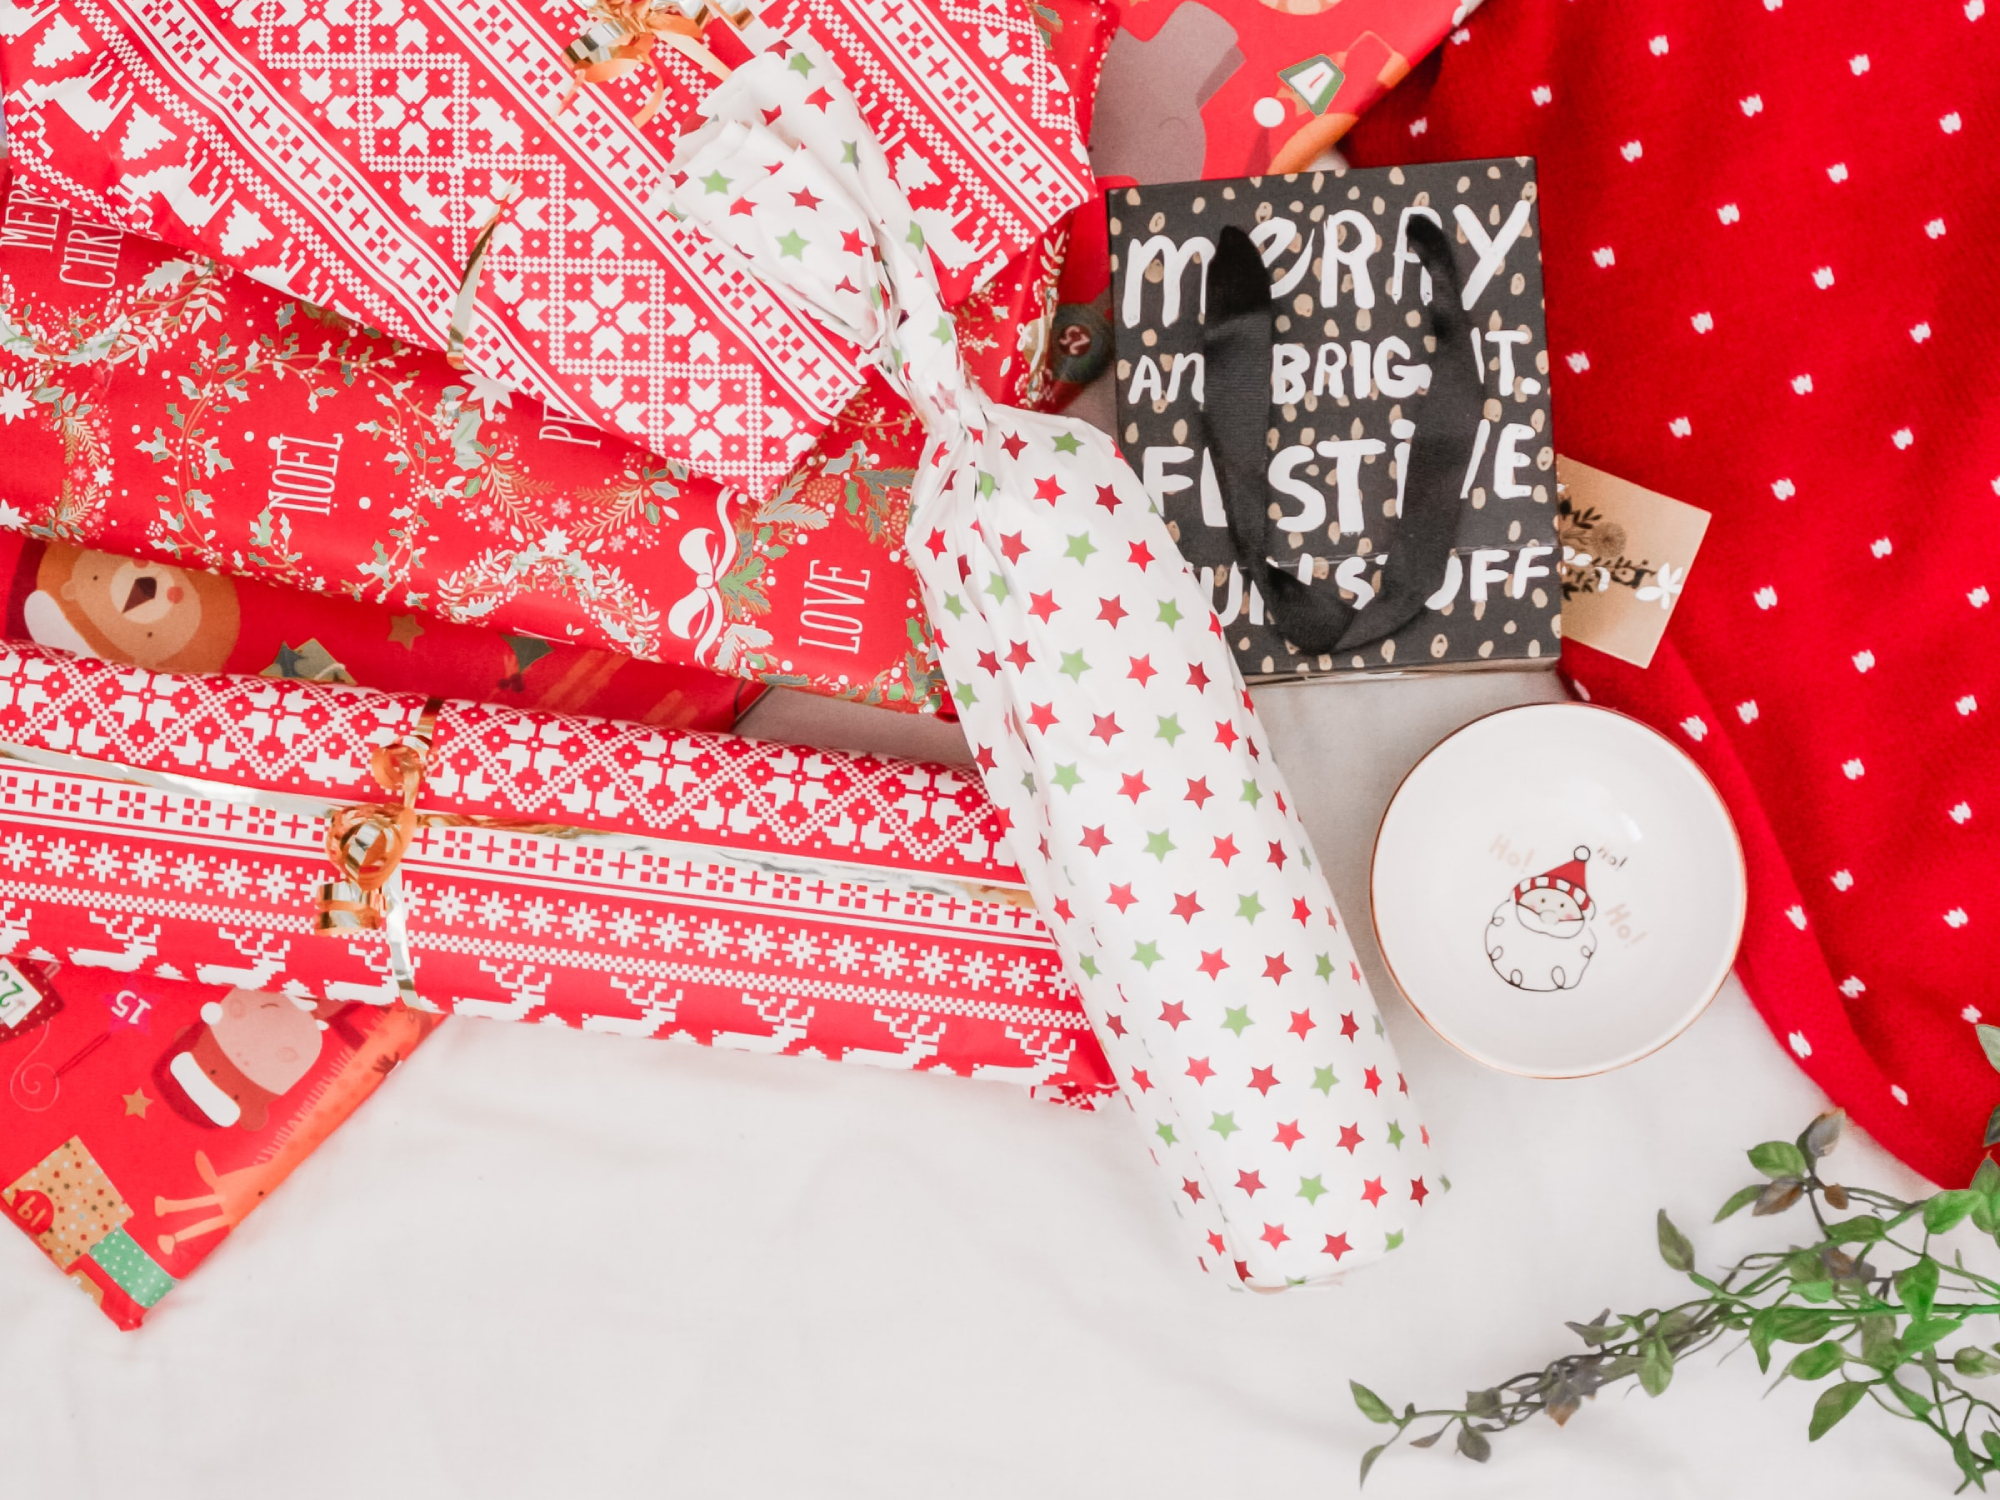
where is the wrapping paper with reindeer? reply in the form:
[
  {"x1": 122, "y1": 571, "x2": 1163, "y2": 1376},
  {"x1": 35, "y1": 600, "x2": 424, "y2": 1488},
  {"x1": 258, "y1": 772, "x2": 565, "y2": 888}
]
[
  {"x1": 0, "y1": 0, "x2": 1093, "y2": 497},
  {"x1": 0, "y1": 642, "x2": 1118, "y2": 1113},
  {"x1": 0, "y1": 169, "x2": 946, "y2": 710},
  {"x1": 1, "y1": 960, "x2": 440, "y2": 1330},
  {"x1": 667, "y1": 38, "x2": 1436, "y2": 1285}
]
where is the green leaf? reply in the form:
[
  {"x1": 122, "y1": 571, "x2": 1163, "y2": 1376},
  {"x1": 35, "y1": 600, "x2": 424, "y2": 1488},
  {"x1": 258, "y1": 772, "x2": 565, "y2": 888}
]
[
  {"x1": 1792, "y1": 1279, "x2": 1836, "y2": 1304},
  {"x1": 1885, "y1": 1376, "x2": 1934, "y2": 1418},
  {"x1": 1974, "y1": 1158, "x2": 2000, "y2": 1196},
  {"x1": 1859, "y1": 1315, "x2": 1902, "y2": 1372},
  {"x1": 1465, "y1": 1388, "x2": 1503, "y2": 1418},
  {"x1": 1456, "y1": 1425, "x2": 1492, "y2": 1463},
  {"x1": 1823, "y1": 1215, "x2": 1887, "y2": 1243},
  {"x1": 1808, "y1": 1381, "x2": 1871, "y2": 1441},
  {"x1": 1358, "y1": 1444, "x2": 1387, "y2": 1487},
  {"x1": 1770, "y1": 1308, "x2": 1837, "y2": 1345},
  {"x1": 1925, "y1": 1189, "x2": 1982, "y2": 1235},
  {"x1": 1750, "y1": 1141, "x2": 1811, "y2": 1179},
  {"x1": 1351, "y1": 1381, "x2": 1396, "y2": 1425},
  {"x1": 1897, "y1": 1257, "x2": 1941, "y2": 1321},
  {"x1": 1640, "y1": 1337, "x2": 1675, "y2": 1396},
  {"x1": 1657, "y1": 1210, "x2": 1696, "y2": 1273},
  {"x1": 1982, "y1": 1431, "x2": 2000, "y2": 1465},
  {"x1": 1715, "y1": 1184, "x2": 1766, "y2": 1221},
  {"x1": 1408, "y1": 1428, "x2": 1444, "y2": 1449},
  {"x1": 1986, "y1": 1106, "x2": 2000, "y2": 1150},
  {"x1": 1901, "y1": 1317, "x2": 1965, "y2": 1356},
  {"x1": 1957, "y1": 1346, "x2": 2000, "y2": 1378},
  {"x1": 1802, "y1": 1111, "x2": 1846, "y2": 1158},
  {"x1": 1749, "y1": 1312, "x2": 1777, "y2": 1374},
  {"x1": 1788, "y1": 1342, "x2": 1848, "y2": 1381},
  {"x1": 1977, "y1": 1023, "x2": 2000, "y2": 1074}
]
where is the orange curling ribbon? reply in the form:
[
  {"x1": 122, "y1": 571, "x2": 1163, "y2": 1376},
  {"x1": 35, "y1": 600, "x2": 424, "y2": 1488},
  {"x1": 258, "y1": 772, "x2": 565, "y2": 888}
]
[
  {"x1": 556, "y1": 2, "x2": 732, "y2": 128},
  {"x1": 312, "y1": 710, "x2": 574, "y2": 934}
]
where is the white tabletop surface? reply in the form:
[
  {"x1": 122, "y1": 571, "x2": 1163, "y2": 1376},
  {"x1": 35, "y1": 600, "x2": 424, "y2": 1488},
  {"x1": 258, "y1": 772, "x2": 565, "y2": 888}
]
[{"x1": 1, "y1": 651, "x2": 1950, "y2": 1498}]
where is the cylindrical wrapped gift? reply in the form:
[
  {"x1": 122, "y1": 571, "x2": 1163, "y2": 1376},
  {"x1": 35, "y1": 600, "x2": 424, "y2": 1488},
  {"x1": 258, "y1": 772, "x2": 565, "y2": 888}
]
[{"x1": 0, "y1": 642, "x2": 1114, "y2": 1104}]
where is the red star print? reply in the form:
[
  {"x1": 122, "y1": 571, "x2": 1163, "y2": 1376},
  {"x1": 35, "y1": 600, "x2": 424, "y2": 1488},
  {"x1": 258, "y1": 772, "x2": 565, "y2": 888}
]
[
  {"x1": 1118, "y1": 772, "x2": 1150, "y2": 802},
  {"x1": 1090, "y1": 713, "x2": 1121, "y2": 745},
  {"x1": 925, "y1": 528, "x2": 948, "y2": 559},
  {"x1": 1275, "y1": 791, "x2": 1287, "y2": 815},
  {"x1": 1234, "y1": 1260, "x2": 1251, "y2": 1281},
  {"x1": 1170, "y1": 891, "x2": 1203, "y2": 922},
  {"x1": 1027, "y1": 702, "x2": 1058, "y2": 733},
  {"x1": 1324, "y1": 1233, "x2": 1352, "y2": 1261},
  {"x1": 1213, "y1": 720, "x2": 1240, "y2": 750},
  {"x1": 790, "y1": 187, "x2": 822, "y2": 210},
  {"x1": 1187, "y1": 662, "x2": 1210, "y2": 691},
  {"x1": 1005, "y1": 639, "x2": 1034, "y2": 669},
  {"x1": 1028, "y1": 591, "x2": 1060, "y2": 622},
  {"x1": 1421, "y1": 1126, "x2": 1431, "y2": 1147},
  {"x1": 1097, "y1": 595, "x2": 1128, "y2": 627},
  {"x1": 1291, "y1": 898, "x2": 1314, "y2": 927},
  {"x1": 840, "y1": 229, "x2": 867, "y2": 256},
  {"x1": 761, "y1": 103, "x2": 785, "y2": 123},
  {"x1": 1248, "y1": 1065, "x2": 1279, "y2": 1096},
  {"x1": 1095, "y1": 484, "x2": 1120, "y2": 512},
  {"x1": 1080, "y1": 825, "x2": 1111, "y2": 854},
  {"x1": 729, "y1": 197, "x2": 757, "y2": 217},
  {"x1": 1050, "y1": 897, "x2": 1072, "y2": 923},
  {"x1": 1287, "y1": 1008, "x2": 1315, "y2": 1039},
  {"x1": 1360, "y1": 1178, "x2": 1387, "y2": 1207},
  {"x1": 1185, "y1": 1056, "x2": 1215, "y2": 1084},
  {"x1": 1351, "y1": 961, "x2": 1363, "y2": 983},
  {"x1": 1267, "y1": 841, "x2": 1288, "y2": 869},
  {"x1": 1399, "y1": 1073, "x2": 1410, "y2": 1095},
  {"x1": 1337, "y1": 1124, "x2": 1364, "y2": 1153},
  {"x1": 1107, "y1": 882, "x2": 1137, "y2": 912},
  {"x1": 1259, "y1": 1222, "x2": 1290, "y2": 1250},
  {"x1": 975, "y1": 649, "x2": 1000, "y2": 675},
  {"x1": 999, "y1": 432, "x2": 1027, "y2": 460},
  {"x1": 1128, "y1": 1064, "x2": 1147, "y2": 1088},
  {"x1": 1184, "y1": 777, "x2": 1212, "y2": 808},
  {"x1": 834, "y1": 276, "x2": 860, "y2": 297},
  {"x1": 1037, "y1": 836, "x2": 1051, "y2": 862},
  {"x1": 1182, "y1": 1178, "x2": 1203, "y2": 1203},
  {"x1": 1410, "y1": 1178, "x2": 1430, "y2": 1206},
  {"x1": 1363, "y1": 1067, "x2": 1383, "y2": 1095},
  {"x1": 1236, "y1": 1170, "x2": 1265, "y2": 1197},
  {"x1": 991, "y1": 806, "x2": 1012, "y2": 834},
  {"x1": 999, "y1": 531, "x2": 1029, "y2": 564},
  {"x1": 1264, "y1": 954, "x2": 1293, "y2": 984},
  {"x1": 1211, "y1": 835, "x2": 1240, "y2": 866},
  {"x1": 1207, "y1": 1232, "x2": 1227, "y2": 1257},
  {"x1": 1273, "y1": 1120, "x2": 1305, "y2": 1151},
  {"x1": 1196, "y1": 949, "x2": 1229, "y2": 979},
  {"x1": 974, "y1": 746, "x2": 996, "y2": 773},
  {"x1": 805, "y1": 86, "x2": 834, "y2": 109},
  {"x1": 1034, "y1": 475, "x2": 1064, "y2": 504},
  {"x1": 1339, "y1": 1012, "x2": 1360, "y2": 1041},
  {"x1": 1127, "y1": 655, "x2": 1156, "y2": 686},
  {"x1": 1105, "y1": 1013, "x2": 1128, "y2": 1038},
  {"x1": 1128, "y1": 540, "x2": 1155, "y2": 569},
  {"x1": 1159, "y1": 1001, "x2": 1188, "y2": 1029}
]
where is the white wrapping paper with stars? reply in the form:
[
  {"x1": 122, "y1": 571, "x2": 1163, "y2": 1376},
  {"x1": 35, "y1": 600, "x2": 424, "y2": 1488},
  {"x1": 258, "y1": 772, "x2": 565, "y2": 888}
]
[{"x1": 669, "y1": 37, "x2": 1437, "y2": 1287}]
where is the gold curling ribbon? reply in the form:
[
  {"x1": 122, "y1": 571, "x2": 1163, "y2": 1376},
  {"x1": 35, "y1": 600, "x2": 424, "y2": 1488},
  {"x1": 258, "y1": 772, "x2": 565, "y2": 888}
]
[
  {"x1": 312, "y1": 707, "x2": 576, "y2": 934},
  {"x1": 556, "y1": 1, "x2": 733, "y2": 128}
]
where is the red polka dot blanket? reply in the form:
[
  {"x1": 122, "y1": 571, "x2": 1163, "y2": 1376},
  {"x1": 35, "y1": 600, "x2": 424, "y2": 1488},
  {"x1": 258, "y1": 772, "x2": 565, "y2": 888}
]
[{"x1": 1346, "y1": 0, "x2": 1998, "y2": 1185}]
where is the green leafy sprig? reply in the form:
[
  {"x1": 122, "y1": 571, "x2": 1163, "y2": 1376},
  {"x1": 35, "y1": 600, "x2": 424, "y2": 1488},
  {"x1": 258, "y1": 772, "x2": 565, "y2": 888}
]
[{"x1": 1357, "y1": 1030, "x2": 2000, "y2": 1491}]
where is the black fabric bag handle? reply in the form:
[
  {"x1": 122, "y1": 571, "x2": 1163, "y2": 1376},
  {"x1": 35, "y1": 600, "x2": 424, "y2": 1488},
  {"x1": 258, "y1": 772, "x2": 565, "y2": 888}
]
[{"x1": 1199, "y1": 213, "x2": 1480, "y2": 655}]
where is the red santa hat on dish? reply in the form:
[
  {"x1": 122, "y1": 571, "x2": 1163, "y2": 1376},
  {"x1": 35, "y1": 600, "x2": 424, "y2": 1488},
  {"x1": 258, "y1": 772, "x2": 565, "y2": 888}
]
[{"x1": 1514, "y1": 846, "x2": 1593, "y2": 915}]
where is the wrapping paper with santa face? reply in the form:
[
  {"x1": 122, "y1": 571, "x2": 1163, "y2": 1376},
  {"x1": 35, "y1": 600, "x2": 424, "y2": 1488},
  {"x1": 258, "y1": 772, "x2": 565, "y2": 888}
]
[
  {"x1": 0, "y1": 171, "x2": 945, "y2": 711},
  {"x1": 0, "y1": 641, "x2": 1117, "y2": 1105},
  {"x1": 0, "y1": 532, "x2": 755, "y2": 729},
  {"x1": 0, "y1": 0, "x2": 1093, "y2": 496},
  {"x1": 1, "y1": 959, "x2": 439, "y2": 1330},
  {"x1": 668, "y1": 41, "x2": 1436, "y2": 1286}
]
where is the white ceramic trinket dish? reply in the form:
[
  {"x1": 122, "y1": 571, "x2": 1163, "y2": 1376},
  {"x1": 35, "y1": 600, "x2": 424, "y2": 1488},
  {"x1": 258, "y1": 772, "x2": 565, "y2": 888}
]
[{"x1": 1371, "y1": 703, "x2": 1746, "y2": 1077}]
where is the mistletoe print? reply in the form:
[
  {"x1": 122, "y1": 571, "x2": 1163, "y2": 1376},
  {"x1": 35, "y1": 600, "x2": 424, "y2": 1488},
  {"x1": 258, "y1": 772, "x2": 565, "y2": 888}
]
[{"x1": 669, "y1": 38, "x2": 1435, "y2": 1285}]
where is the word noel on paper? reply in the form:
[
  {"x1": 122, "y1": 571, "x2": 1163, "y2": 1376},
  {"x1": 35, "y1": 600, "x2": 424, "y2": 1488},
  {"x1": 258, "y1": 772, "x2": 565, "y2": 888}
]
[{"x1": 1111, "y1": 159, "x2": 1562, "y2": 680}]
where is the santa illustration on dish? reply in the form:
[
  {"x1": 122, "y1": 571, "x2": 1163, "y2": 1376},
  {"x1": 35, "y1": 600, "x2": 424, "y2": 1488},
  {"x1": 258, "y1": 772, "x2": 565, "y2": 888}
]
[{"x1": 1486, "y1": 847, "x2": 1599, "y2": 993}]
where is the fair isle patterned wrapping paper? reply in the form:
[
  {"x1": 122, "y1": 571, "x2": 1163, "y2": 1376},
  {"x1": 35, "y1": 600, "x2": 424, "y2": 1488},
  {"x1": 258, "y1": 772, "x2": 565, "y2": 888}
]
[
  {"x1": 0, "y1": 0, "x2": 1092, "y2": 497},
  {"x1": 670, "y1": 42, "x2": 1436, "y2": 1286},
  {"x1": 0, "y1": 642, "x2": 1115, "y2": 1102}
]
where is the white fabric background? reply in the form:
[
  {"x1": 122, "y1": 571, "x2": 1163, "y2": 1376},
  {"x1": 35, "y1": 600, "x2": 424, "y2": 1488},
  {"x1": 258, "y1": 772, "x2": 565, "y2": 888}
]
[{"x1": 0, "y1": 662, "x2": 1952, "y2": 1498}]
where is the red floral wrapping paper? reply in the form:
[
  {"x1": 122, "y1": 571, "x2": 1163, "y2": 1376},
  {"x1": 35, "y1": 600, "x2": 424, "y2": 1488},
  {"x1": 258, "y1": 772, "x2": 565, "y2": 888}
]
[
  {"x1": 2, "y1": 961, "x2": 440, "y2": 1330},
  {"x1": 0, "y1": 642, "x2": 1116, "y2": 1108},
  {"x1": 0, "y1": 0, "x2": 1093, "y2": 495},
  {"x1": 0, "y1": 171, "x2": 946, "y2": 709}
]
